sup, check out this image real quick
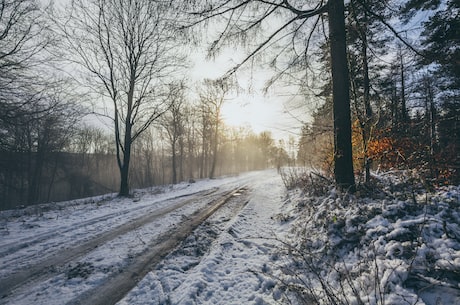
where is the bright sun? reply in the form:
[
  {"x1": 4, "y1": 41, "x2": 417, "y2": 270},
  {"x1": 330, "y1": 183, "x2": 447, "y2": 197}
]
[
  {"x1": 190, "y1": 49, "x2": 295, "y2": 140},
  {"x1": 221, "y1": 95, "x2": 279, "y2": 134}
]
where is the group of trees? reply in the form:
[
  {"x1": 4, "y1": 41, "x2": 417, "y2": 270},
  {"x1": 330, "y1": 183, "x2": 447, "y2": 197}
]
[
  {"x1": 0, "y1": 0, "x2": 84, "y2": 207},
  {"x1": 183, "y1": 0, "x2": 459, "y2": 189},
  {"x1": 0, "y1": 0, "x2": 290, "y2": 209},
  {"x1": 298, "y1": 0, "x2": 459, "y2": 186},
  {"x1": 1, "y1": 0, "x2": 458, "y2": 207},
  {"x1": 184, "y1": 0, "x2": 358, "y2": 190},
  {"x1": 1, "y1": 84, "x2": 286, "y2": 209}
]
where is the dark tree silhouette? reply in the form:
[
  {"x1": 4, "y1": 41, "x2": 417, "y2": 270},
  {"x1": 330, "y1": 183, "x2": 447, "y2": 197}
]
[{"x1": 185, "y1": 0, "x2": 356, "y2": 190}]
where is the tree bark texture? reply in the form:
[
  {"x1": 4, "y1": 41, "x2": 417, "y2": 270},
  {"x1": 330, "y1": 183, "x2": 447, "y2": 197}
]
[{"x1": 328, "y1": 0, "x2": 356, "y2": 191}]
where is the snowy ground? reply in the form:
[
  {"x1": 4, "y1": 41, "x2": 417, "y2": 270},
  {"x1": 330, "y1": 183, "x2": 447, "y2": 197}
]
[
  {"x1": 0, "y1": 170, "x2": 288, "y2": 304},
  {"x1": 272, "y1": 170, "x2": 460, "y2": 305},
  {"x1": 118, "y1": 171, "x2": 286, "y2": 305},
  {"x1": 1, "y1": 169, "x2": 459, "y2": 305}
]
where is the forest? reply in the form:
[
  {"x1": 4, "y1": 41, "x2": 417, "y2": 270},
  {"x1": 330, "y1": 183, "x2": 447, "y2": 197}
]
[{"x1": 0, "y1": 0, "x2": 458, "y2": 209}]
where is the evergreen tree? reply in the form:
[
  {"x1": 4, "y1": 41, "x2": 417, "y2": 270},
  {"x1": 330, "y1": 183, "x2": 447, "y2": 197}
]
[
  {"x1": 402, "y1": 0, "x2": 459, "y2": 183},
  {"x1": 418, "y1": 0, "x2": 459, "y2": 91}
]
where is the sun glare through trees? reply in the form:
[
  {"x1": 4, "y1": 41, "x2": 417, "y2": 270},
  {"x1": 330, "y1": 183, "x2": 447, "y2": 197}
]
[{"x1": 0, "y1": 0, "x2": 458, "y2": 208}]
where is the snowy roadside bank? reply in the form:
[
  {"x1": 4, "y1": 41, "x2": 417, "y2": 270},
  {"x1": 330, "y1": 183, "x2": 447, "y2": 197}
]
[
  {"x1": 270, "y1": 171, "x2": 460, "y2": 305},
  {"x1": 117, "y1": 170, "x2": 460, "y2": 305}
]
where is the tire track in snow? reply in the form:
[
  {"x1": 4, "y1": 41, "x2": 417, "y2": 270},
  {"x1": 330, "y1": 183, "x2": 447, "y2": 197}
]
[
  {"x1": 0, "y1": 189, "x2": 217, "y2": 259},
  {"x1": 131, "y1": 188, "x2": 252, "y2": 304},
  {"x1": 66, "y1": 187, "x2": 250, "y2": 305},
  {"x1": 0, "y1": 188, "x2": 222, "y2": 299}
]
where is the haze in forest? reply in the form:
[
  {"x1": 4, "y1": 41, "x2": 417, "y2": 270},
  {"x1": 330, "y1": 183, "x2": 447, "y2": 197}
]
[{"x1": 0, "y1": 0, "x2": 458, "y2": 209}]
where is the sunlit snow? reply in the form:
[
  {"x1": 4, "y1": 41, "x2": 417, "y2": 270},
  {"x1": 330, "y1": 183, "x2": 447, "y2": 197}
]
[{"x1": 1, "y1": 170, "x2": 459, "y2": 305}]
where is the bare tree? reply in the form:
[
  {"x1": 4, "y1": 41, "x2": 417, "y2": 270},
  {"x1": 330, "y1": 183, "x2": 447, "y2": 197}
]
[
  {"x1": 160, "y1": 83, "x2": 186, "y2": 184},
  {"x1": 0, "y1": 0, "x2": 55, "y2": 129},
  {"x1": 184, "y1": 0, "x2": 356, "y2": 190},
  {"x1": 0, "y1": 0, "x2": 86, "y2": 207},
  {"x1": 56, "y1": 0, "x2": 186, "y2": 196},
  {"x1": 183, "y1": 101, "x2": 200, "y2": 179},
  {"x1": 199, "y1": 78, "x2": 230, "y2": 179}
]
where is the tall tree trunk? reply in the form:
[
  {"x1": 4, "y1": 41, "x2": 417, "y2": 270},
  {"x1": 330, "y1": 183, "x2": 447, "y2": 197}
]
[
  {"x1": 391, "y1": 80, "x2": 398, "y2": 129},
  {"x1": 209, "y1": 122, "x2": 218, "y2": 179},
  {"x1": 328, "y1": 0, "x2": 356, "y2": 191},
  {"x1": 118, "y1": 68, "x2": 137, "y2": 197},
  {"x1": 119, "y1": 133, "x2": 131, "y2": 197},
  {"x1": 361, "y1": 18, "x2": 372, "y2": 184},
  {"x1": 399, "y1": 48, "x2": 408, "y2": 123},
  {"x1": 424, "y1": 75, "x2": 437, "y2": 176},
  {"x1": 161, "y1": 143, "x2": 166, "y2": 184},
  {"x1": 209, "y1": 109, "x2": 221, "y2": 179},
  {"x1": 179, "y1": 136, "x2": 184, "y2": 182},
  {"x1": 200, "y1": 133, "x2": 206, "y2": 179},
  {"x1": 172, "y1": 140, "x2": 177, "y2": 184},
  {"x1": 188, "y1": 129, "x2": 195, "y2": 179}
]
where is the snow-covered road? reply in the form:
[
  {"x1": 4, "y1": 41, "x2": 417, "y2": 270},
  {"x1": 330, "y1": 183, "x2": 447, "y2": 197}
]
[
  {"x1": 4, "y1": 169, "x2": 456, "y2": 305},
  {"x1": 119, "y1": 170, "x2": 287, "y2": 305},
  {"x1": 0, "y1": 170, "x2": 287, "y2": 305}
]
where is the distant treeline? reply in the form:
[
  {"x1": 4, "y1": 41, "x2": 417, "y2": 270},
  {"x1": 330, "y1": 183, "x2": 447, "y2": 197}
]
[
  {"x1": 0, "y1": 127, "x2": 291, "y2": 210},
  {"x1": 0, "y1": 152, "x2": 118, "y2": 209}
]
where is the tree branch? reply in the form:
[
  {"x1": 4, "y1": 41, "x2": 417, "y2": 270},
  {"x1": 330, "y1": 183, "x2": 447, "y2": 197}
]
[
  {"x1": 224, "y1": 4, "x2": 326, "y2": 78},
  {"x1": 357, "y1": 0, "x2": 424, "y2": 58}
]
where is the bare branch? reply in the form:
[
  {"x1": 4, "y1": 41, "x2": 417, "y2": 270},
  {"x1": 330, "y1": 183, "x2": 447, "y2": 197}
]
[{"x1": 357, "y1": 0, "x2": 424, "y2": 58}]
